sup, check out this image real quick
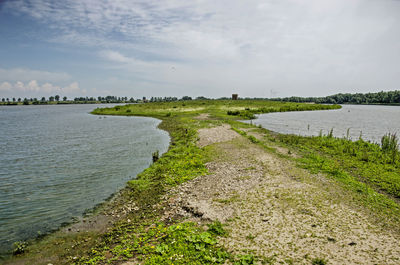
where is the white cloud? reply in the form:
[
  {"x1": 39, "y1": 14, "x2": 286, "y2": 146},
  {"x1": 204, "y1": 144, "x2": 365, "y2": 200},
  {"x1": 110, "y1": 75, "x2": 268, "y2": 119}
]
[
  {"x1": 62, "y1": 82, "x2": 86, "y2": 94},
  {"x1": 2, "y1": 0, "x2": 400, "y2": 97},
  {"x1": 0, "y1": 80, "x2": 85, "y2": 97},
  {"x1": 99, "y1": 50, "x2": 131, "y2": 63},
  {"x1": 0, "y1": 82, "x2": 12, "y2": 92},
  {"x1": 0, "y1": 68, "x2": 71, "y2": 83}
]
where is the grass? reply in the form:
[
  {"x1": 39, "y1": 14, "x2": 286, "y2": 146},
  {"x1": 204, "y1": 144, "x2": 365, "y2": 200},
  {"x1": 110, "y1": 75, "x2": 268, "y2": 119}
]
[{"x1": 92, "y1": 99, "x2": 340, "y2": 120}]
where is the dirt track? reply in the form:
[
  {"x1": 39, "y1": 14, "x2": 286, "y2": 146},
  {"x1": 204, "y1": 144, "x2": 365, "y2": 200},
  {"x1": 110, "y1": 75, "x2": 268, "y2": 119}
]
[{"x1": 163, "y1": 124, "x2": 400, "y2": 264}]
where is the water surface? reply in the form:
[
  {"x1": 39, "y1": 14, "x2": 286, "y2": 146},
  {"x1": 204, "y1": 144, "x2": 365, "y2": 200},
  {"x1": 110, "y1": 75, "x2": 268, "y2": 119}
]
[
  {"x1": 251, "y1": 104, "x2": 400, "y2": 143},
  {"x1": 0, "y1": 104, "x2": 169, "y2": 254}
]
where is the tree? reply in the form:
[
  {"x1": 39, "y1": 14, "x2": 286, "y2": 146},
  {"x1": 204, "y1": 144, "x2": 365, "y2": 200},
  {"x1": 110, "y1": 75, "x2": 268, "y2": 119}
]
[
  {"x1": 1, "y1": 98, "x2": 4, "y2": 102},
  {"x1": 49, "y1": 96, "x2": 55, "y2": 102},
  {"x1": 41, "y1": 97, "x2": 46, "y2": 102},
  {"x1": 55, "y1": 95, "x2": 60, "y2": 101},
  {"x1": 18, "y1": 98, "x2": 21, "y2": 102},
  {"x1": 23, "y1": 98, "x2": 29, "y2": 105},
  {"x1": 12, "y1": 98, "x2": 16, "y2": 102},
  {"x1": 63, "y1": 96, "x2": 67, "y2": 101}
]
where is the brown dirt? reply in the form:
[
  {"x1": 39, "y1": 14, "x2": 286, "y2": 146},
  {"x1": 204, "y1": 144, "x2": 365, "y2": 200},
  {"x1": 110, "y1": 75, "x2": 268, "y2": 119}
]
[
  {"x1": 163, "y1": 124, "x2": 400, "y2": 264},
  {"x1": 194, "y1": 113, "x2": 211, "y2": 120}
]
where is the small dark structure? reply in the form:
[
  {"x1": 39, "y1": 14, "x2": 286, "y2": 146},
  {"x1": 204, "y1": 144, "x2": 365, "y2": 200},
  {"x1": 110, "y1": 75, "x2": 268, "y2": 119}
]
[
  {"x1": 152, "y1": 150, "x2": 159, "y2": 163},
  {"x1": 232, "y1": 94, "x2": 238, "y2": 100}
]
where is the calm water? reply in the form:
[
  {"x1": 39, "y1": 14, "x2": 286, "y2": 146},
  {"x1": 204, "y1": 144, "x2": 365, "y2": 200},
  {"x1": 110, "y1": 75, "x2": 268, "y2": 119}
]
[
  {"x1": 251, "y1": 105, "x2": 400, "y2": 143},
  {"x1": 0, "y1": 104, "x2": 169, "y2": 254}
]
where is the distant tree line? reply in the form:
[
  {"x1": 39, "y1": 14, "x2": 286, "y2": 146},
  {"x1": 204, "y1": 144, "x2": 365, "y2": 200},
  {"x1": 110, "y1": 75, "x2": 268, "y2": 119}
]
[
  {"x1": 269, "y1": 90, "x2": 400, "y2": 105},
  {"x1": 3, "y1": 91, "x2": 400, "y2": 105},
  {"x1": 0, "y1": 95, "x2": 209, "y2": 105}
]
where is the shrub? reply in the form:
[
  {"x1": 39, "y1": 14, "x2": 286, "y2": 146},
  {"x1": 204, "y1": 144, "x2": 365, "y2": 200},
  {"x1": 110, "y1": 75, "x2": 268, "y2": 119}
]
[{"x1": 227, "y1": 110, "x2": 240, "y2": 116}]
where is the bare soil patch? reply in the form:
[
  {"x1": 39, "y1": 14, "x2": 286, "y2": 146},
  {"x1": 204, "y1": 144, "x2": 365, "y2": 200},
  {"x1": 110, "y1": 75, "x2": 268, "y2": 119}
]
[
  {"x1": 197, "y1": 124, "x2": 239, "y2": 147},
  {"x1": 194, "y1": 113, "x2": 211, "y2": 120}
]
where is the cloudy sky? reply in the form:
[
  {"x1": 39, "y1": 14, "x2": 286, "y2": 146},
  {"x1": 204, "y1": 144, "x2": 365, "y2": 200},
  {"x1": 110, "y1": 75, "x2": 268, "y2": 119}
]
[{"x1": 0, "y1": 0, "x2": 399, "y2": 99}]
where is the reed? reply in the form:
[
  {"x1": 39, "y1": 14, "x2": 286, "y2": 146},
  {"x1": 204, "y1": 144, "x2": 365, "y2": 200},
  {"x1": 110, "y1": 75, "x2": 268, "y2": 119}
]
[{"x1": 381, "y1": 133, "x2": 399, "y2": 163}]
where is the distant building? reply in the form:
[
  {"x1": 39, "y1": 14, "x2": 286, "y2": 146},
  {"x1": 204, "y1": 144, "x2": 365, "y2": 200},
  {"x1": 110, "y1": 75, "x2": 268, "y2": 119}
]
[{"x1": 232, "y1": 94, "x2": 238, "y2": 100}]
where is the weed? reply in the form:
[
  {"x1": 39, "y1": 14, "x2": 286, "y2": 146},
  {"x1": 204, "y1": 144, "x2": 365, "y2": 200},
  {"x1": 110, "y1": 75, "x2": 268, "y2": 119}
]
[
  {"x1": 207, "y1": 221, "x2": 227, "y2": 236},
  {"x1": 312, "y1": 257, "x2": 327, "y2": 265},
  {"x1": 234, "y1": 254, "x2": 255, "y2": 265},
  {"x1": 248, "y1": 135, "x2": 259, "y2": 143},
  {"x1": 12, "y1": 241, "x2": 27, "y2": 255},
  {"x1": 346, "y1": 128, "x2": 350, "y2": 140},
  {"x1": 245, "y1": 233, "x2": 256, "y2": 241},
  {"x1": 214, "y1": 193, "x2": 240, "y2": 204},
  {"x1": 327, "y1": 128, "x2": 334, "y2": 138},
  {"x1": 381, "y1": 133, "x2": 398, "y2": 163}
]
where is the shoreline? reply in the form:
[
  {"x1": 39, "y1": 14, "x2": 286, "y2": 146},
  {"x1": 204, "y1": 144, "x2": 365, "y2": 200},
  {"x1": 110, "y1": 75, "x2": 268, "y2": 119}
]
[{"x1": 5, "y1": 100, "x2": 400, "y2": 264}]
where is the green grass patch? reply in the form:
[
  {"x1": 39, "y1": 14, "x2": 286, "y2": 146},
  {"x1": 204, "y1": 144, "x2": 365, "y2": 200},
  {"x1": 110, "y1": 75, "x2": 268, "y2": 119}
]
[
  {"x1": 79, "y1": 221, "x2": 231, "y2": 265},
  {"x1": 92, "y1": 100, "x2": 340, "y2": 121}
]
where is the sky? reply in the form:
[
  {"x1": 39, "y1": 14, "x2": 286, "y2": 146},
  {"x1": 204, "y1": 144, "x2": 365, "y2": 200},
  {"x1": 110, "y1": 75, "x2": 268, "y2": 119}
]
[{"x1": 0, "y1": 0, "x2": 399, "y2": 99}]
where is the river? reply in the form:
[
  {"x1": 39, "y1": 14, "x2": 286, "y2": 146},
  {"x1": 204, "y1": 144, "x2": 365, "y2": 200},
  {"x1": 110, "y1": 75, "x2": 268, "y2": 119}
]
[
  {"x1": 250, "y1": 104, "x2": 400, "y2": 144},
  {"x1": 0, "y1": 104, "x2": 170, "y2": 255}
]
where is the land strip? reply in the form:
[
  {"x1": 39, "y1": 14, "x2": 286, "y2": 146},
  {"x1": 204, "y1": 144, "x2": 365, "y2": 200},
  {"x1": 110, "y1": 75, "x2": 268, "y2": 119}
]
[
  {"x1": 5, "y1": 100, "x2": 399, "y2": 265},
  {"x1": 166, "y1": 124, "x2": 400, "y2": 264}
]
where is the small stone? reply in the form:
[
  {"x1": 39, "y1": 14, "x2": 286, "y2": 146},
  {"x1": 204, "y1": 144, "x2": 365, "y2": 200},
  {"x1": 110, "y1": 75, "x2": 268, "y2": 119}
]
[{"x1": 348, "y1": 242, "x2": 357, "y2": 246}]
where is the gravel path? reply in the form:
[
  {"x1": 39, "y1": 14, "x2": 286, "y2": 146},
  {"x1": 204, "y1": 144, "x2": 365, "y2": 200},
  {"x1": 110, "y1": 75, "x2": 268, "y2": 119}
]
[{"x1": 164, "y1": 124, "x2": 400, "y2": 264}]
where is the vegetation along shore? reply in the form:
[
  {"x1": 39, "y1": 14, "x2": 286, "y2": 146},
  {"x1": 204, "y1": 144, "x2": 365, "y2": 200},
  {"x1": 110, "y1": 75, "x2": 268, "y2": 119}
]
[
  {"x1": 1, "y1": 89, "x2": 400, "y2": 106},
  {"x1": 5, "y1": 100, "x2": 400, "y2": 265}
]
